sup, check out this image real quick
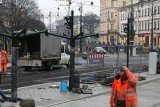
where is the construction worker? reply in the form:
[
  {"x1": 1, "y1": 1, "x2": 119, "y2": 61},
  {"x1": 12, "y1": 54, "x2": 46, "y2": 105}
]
[
  {"x1": 0, "y1": 49, "x2": 9, "y2": 74},
  {"x1": 110, "y1": 66, "x2": 138, "y2": 107}
]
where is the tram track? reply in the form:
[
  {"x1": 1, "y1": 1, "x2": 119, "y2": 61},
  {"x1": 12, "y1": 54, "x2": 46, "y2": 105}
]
[
  {"x1": 0, "y1": 66, "x2": 112, "y2": 90},
  {"x1": 0, "y1": 64, "x2": 148, "y2": 90}
]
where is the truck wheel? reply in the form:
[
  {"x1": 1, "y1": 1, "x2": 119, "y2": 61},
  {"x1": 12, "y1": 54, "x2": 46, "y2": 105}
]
[
  {"x1": 66, "y1": 60, "x2": 70, "y2": 68},
  {"x1": 24, "y1": 67, "x2": 32, "y2": 71},
  {"x1": 44, "y1": 61, "x2": 53, "y2": 71}
]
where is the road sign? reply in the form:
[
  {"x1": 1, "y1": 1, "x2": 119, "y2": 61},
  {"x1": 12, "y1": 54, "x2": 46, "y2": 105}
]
[
  {"x1": 88, "y1": 54, "x2": 104, "y2": 66},
  {"x1": 130, "y1": 40, "x2": 134, "y2": 43}
]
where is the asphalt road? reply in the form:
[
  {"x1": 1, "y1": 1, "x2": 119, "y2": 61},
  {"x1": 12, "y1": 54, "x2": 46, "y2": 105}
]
[{"x1": 1, "y1": 53, "x2": 149, "y2": 90}]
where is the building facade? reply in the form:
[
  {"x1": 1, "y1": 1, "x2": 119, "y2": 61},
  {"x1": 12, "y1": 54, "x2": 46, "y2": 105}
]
[
  {"x1": 119, "y1": 0, "x2": 160, "y2": 47},
  {"x1": 99, "y1": 0, "x2": 124, "y2": 45}
]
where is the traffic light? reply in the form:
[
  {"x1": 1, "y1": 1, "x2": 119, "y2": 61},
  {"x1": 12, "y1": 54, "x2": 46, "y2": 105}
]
[
  {"x1": 96, "y1": 33, "x2": 99, "y2": 38},
  {"x1": 123, "y1": 23, "x2": 129, "y2": 33},
  {"x1": 64, "y1": 16, "x2": 73, "y2": 29}
]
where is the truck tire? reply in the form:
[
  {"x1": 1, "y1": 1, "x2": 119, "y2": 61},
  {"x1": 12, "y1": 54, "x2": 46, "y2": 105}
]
[
  {"x1": 24, "y1": 67, "x2": 32, "y2": 71},
  {"x1": 66, "y1": 60, "x2": 70, "y2": 68},
  {"x1": 44, "y1": 61, "x2": 53, "y2": 71}
]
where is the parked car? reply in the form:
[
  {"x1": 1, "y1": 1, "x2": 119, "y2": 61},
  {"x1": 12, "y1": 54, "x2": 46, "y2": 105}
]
[
  {"x1": 92, "y1": 47, "x2": 106, "y2": 54},
  {"x1": 108, "y1": 47, "x2": 116, "y2": 54},
  {"x1": 149, "y1": 46, "x2": 160, "y2": 52},
  {"x1": 134, "y1": 44, "x2": 142, "y2": 50}
]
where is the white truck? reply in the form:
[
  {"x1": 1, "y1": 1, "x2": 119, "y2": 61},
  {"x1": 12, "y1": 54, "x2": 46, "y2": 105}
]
[
  {"x1": 17, "y1": 31, "x2": 70, "y2": 70},
  {"x1": 60, "y1": 42, "x2": 70, "y2": 68}
]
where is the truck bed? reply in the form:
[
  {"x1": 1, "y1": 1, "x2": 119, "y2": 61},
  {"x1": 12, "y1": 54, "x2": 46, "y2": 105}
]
[{"x1": 18, "y1": 32, "x2": 61, "y2": 60}]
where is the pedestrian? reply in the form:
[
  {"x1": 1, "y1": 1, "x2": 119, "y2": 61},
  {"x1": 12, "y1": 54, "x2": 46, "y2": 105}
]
[
  {"x1": 110, "y1": 66, "x2": 138, "y2": 107},
  {"x1": 0, "y1": 48, "x2": 9, "y2": 74}
]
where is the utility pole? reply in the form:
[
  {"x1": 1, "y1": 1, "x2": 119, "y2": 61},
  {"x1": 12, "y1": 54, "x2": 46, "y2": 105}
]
[
  {"x1": 151, "y1": 0, "x2": 154, "y2": 52},
  {"x1": 49, "y1": 11, "x2": 52, "y2": 32},
  {"x1": 64, "y1": 11, "x2": 75, "y2": 91},
  {"x1": 69, "y1": 10, "x2": 75, "y2": 91},
  {"x1": 79, "y1": 2, "x2": 93, "y2": 53},
  {"x1": 11, "y1": 33, "x2": 18, "y2": 102},
  {"x1": 130, "y1": 0, "x2": 134, "y2": 56},
  {"x1": 79, "y1": 2, "x2": 83, "y2": 53},
  {"x1": 107, "y1": 10, "x2": 109, "y2": 45},
  {"x1": 64, "y1": 10, "x2": 99, "y2": 91},
  {"x1": 127, "y1": 18, "x2": 131, "y2": 67},
  {"x1": 68, "y1": 0, "x2": 71, "y2": 16},
  {"x1": 67, "y1": 0, "x2": 71, "y2": 45},
  {"x1": 57, "y1": 7, "x2": 60, "y2": 26}
]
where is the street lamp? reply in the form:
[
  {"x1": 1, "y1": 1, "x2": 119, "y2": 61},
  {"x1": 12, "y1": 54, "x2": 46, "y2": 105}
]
[
  {"x1": 150, "y1": 0, "x2": 154, "y2": 52},
  {"x1": 48, "y1": 9, "x2": 60, "y2": 32},
  {"x1": 78, "y1": 1, "x2": 93, "y2": 53},
  {"x1": 57, "y1": 7, "x2": 60, "y2": 26}
]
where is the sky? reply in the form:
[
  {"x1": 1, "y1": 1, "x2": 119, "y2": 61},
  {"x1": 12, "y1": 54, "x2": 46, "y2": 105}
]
[{"x1": 37, "y1": 0, "x2": 100, "y2": 26}]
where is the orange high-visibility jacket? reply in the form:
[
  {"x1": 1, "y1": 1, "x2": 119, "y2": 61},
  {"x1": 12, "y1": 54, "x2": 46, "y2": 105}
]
[
  {"x1": 110, "y1": 70, "x2": 138, "y2": 107},
  {"x1": 0, "y1": 50, "x2": 8, "y2": 64}
]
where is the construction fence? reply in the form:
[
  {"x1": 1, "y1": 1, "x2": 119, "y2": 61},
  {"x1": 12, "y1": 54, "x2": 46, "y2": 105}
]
[{"x1": 76, "y1": 45, "x2": 150, "y2": 74}]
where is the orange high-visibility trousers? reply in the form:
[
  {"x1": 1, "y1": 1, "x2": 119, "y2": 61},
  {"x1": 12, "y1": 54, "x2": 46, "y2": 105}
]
[{"x1": 1, "y1": 63, "x2": 7, "y2": 73}]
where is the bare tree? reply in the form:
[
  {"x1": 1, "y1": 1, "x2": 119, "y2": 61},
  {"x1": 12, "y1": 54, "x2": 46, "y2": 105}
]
[
  {"x1": 28, "y1": 18, "x2": 46, "y2": 30},
  {"x1": 82, "y1": 12, "x2": 100, "y2": 34},
  {"x1": 0, "y1": 0, "x2": 45, "y2": 32}
]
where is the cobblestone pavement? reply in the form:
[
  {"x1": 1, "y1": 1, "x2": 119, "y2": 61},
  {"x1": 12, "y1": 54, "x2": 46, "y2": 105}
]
[{"x1": 1, "y1": 72, "x2": 160, "y2": 107}]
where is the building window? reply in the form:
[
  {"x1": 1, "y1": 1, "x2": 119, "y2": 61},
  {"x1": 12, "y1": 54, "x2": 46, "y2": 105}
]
[
  {"x1": 148, "y1": 8, "x2": 150, "y2": 16},
  {"x1": 142, "y1": 9, "x2": 143, "y2": 17},
  {"x1": 154, "y1": 6, "x2": 157, "y2": 15},
  {"x1": 146, "y1": 22, "x2": 148, "y2": 30},
  {"x1": 145, "y1": 9, "x2": 147, "y2": 16},
  {"x1": 154, "y1": 21, "x2": 156, "y2": 29},
  {"x1": 134, "y1": 11, "x2": 136, "y2": 18},
  {"x1": 145, "y1": 22, "x2": 147, "y2": 31},
  {"x1": 128, "y1": 12, "x2": 130, "y2": 18},
  {"x1": 135, "y1": 22, "x2": 137, "y2": 31},
  {"x1": 142, "y1": 22, "x2": 143, "y2": 31},
  {"x1": 158, "y1": 21, "x2": 160, "y2": 29},
  {"x1": 123, "y1": 13, "x2": 124, "y2": 20},
  {"x1": 139, "y1": 22, "x2": 141, "y2": 31},
  {"x1": 111, "y1": 12, "x2": 114, "y2": 18},
  {"x1": 148, "y1": 22, "x2": 150, "y2": 30},
  {"x1": 111, "y1": 24, "x2": 114, "y2": 30},
  {"x1": 139, "y1": 10, "x2": 141, "y2": 17},
  {"x1": 121, "y1": 14, "x2": 122, "y2": 21},
  {"x1": 121, "y1": 24, "x2": 122, "y2": 32},
  {"x1": 123, "y1": 1, "x2": 126, "y2": 7}
]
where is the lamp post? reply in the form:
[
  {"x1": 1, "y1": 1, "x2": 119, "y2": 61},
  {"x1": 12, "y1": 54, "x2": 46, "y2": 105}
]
[
  {"x1": 150, "y1": 0, "x2": 154, "y2": 52},
  {"x1": 78, "y1": 1, "x2": 93, "y2": 53},
  {"x1": 48, "y1": 9, "x2": 60, "y2": 32},
  {"x1": 107, "y1": 10, "x2": 109, "y2": 45}
]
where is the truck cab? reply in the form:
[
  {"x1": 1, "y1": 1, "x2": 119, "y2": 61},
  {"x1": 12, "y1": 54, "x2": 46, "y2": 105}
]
[{"x1": 60, "y1": 42, "x2": 70, "y2": 68}]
